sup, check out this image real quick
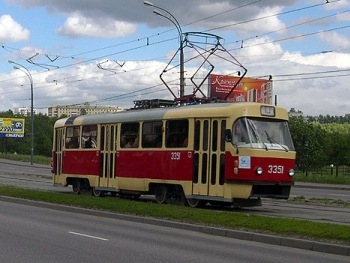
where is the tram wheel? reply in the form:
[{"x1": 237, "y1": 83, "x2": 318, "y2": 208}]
[
  {"x1": 186, "y1": 198, "x2": 201, "y2": 208},
  {"x1": 72, "y1": 180, "x2": 81, "y2": 194},
  {"x1": 91, "y1": 187, "x2": 104, "y2": 197},
  {"x1": 154, "y1": 184, "x2": 168, "y2": 204}
]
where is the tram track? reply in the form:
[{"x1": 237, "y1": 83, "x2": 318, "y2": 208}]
[
  {"x1": 1, "y1": 171, "x2": 350, "y2": 225},
  {"x1": 248, "y1": 199, "x2": 350, "y2": 225},
  {"x1": 0, "y1": 174, "x2": 52, "y2": 184},
  {"x1": 1, "y1": 158, "x2": 349, "y2": 225},
  {"x1": 0, "y1": 158, "x2": 50, "y2": 169}
]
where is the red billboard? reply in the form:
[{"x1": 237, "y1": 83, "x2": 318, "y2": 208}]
[{"x1": 208, "y1": 74, "x2": 273, "y2": 104}]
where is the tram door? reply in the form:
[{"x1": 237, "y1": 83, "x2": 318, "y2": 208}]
[
  {"x1": 193, "y1": 119, "x2": 225, "y2": 197},
  {"x1": 54, "y1": 128, "x2": 64, "y2": 178},
  {"x1": 99, "y1": 124, "x2": 117, "y2": 188}
]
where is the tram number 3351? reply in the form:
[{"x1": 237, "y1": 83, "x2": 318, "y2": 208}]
[
  {"x1": 171, "y1": 152, "x2": 181, "y2": 160},
  {"x1": 268, "y1": 165, "x2": 284, "y2": 174}
]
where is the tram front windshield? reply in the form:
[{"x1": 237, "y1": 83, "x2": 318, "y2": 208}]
[{"x1": 232, "y1": 117, "x2": 295, "y2": 151}]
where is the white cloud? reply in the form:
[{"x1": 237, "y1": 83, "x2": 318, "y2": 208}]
[
  {"x1": 31, "y1": 60, "x2": 168, "y2": 109},
  {"x1": 239, "y1": 37, "x2": 284, "y2": 62},
  {"x1": 0, "y1": 14, "x2": 30, "y2": 42},
  {"x1": 276, "y1": 74, "x2": 350, "y2": 117},
  {"x1": 281, "y1": 51, "x2": 350, "y2": 68},
  {"x1": 14, "y1": 46, "x2": 44, "y2": 59},
  {"x1": 337, "y1": 10, "x2": 350, "y2": 21},
  {"x1": 318, "y1": 31, "x2": 350, "y2": 50},
  {"x1": 236, "y1": 6, "x2": 286, "y2": 35},
  {"x1": 325, "y1": 0, "x2": 350, "y2": 10},
  {"x1": 56, "y1": 12, "x2": 137, "y2": 38}
]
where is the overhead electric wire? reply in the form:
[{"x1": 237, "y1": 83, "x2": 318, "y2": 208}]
[
  {"x1": 224, "y1": 8, "x2": 350, "y2": 50},
  {"x1": 1, "y1": 0, "x2": 339, "y2": 80},
  {"x1": 182, "y1": 0, "x2": 262, "y2": 28},
  {"x1": 247, "y1": 24, "x2": 350, "y2": 49},
  {"x1": 203, "y1": 0, "x2": 337, "y2": 33},
  {"x1": 1, "y1": 0, "x2": 348, "y2": 109},
  {"x1": 0, "y1": 0, "x2": 265, "y2": 75}
]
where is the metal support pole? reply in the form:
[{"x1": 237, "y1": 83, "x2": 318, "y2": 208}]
[
  {"x1": 144, "y1": 1, "x2": 185, "y2": 98},
  {"x1": 9, "y1": 60, "x2": 34, "y2": 165}
]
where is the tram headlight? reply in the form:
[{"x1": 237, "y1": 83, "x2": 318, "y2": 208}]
[
  {"x1": 233, "y1": 160, "x2": 239, "y2": 175},
  {"x1": 288, "y1": 169, "x2": 295, "y2": 177},
  {"x1": 256, "y1": 167, "x2": 263, "y2": 175}
]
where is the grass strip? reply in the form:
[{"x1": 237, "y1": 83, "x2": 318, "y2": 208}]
[{"x1": 0, "y1": 185, "x2": 349, "y2": 245}]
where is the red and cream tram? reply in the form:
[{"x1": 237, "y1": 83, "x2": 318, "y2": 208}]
[{"x1": 52, "y1": 101, "x2": 296, "y2": 207}]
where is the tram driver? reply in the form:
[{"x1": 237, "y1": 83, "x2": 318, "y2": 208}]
[{"x1": 233, "y1": 119, "x2": 249, "y2": 145}]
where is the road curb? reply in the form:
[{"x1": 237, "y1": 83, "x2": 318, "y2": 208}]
[{"x1": 1, "y1": 195, "x2": 349, "y2": 256}]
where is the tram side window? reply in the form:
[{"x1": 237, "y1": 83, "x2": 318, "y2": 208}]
[
  {"x1": 66, "y1": 126, "x2": 80, "y2": 149},
  {"x1": 194, "y1": 120, "x2": 200, "y2": 151},
  {"x1": 82, "y1": 125, "x2": 97, "y2": 148},
  {"x1": 166, "y1": 119, "x2": 188, "y2": 148},
  {"x1": 142, "y1": 121, "x2": 163, "y2": 148},
  {"x1": 121, "y1": 122, "x2": 139, "y2": 148},
  {"x1": 220, "y1": 120, "x2": 226, "y2": 151}
]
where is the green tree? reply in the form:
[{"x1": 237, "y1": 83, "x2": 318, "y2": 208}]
[
  {"x1": 33, "y1": 113, "x2": 58, "y2": 156},
  {"x1": 289, "y1": 117, "x2": 327, "y2": 173},
  {"x1": 0, "y1": 111, "x2": 59, "y2": 157},
  {"x1": 289, "y1": 116, "x2": 350, "y2": 175}
]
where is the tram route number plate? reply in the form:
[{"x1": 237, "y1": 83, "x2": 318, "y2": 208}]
[
  {"x1": 171, "y1": 152, "x2": 181, "y2": 160},
  {"x1": 268, "y1": 165, "x2": 284, "y2": 174}
]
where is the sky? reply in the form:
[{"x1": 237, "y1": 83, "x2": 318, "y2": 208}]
[{"x1": 0, "y1": 0, "x2": 350, "y2": 116}]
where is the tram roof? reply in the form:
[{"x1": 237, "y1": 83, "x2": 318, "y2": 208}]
[{"x1": 54, "y1": 102, "x2": 287, "y2": 127}]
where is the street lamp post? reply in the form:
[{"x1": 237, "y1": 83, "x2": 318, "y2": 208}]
[
  {"x1": 9, "y1": 60, "x2": 34, "y2": 165},
  {"x1": 144, "y1": 1, "x2": 185, "y2": 98}
]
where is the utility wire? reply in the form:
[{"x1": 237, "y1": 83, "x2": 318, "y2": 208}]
[
  {"x1": 1, "y1": 0, "x2": 347, "y2": 108},
  {"x1": 2, "y1": 0, "x2": 340, "y2": 79}
]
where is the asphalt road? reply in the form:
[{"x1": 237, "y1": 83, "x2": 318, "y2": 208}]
[
  {"x1": 1, "y1": 158, "x2": 350, "y2": 226},
  {"x1": 1, "y1": 158, "x2": 350, "y2": 256},
  {"x1": 1, "y1": 199, "x2": 349, "y2": 263}
]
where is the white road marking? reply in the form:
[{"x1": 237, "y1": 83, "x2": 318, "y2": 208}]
[{"x1": 68, "y1": 231, "x2": 109, "y2": 241}]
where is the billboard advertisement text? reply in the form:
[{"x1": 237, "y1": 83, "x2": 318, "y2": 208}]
[
  {"x1": 0, "y1": 118, "x2": 25, "y2": 138},
  {"x1": 208, "y1": 74, "x2": 273, "y2": 104}
]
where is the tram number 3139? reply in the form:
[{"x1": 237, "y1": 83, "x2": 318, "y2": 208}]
[
  {"x1": 171, "y1": 152, "x2": 181, "y2": 160},
  {"x1": 268, "y1": 165, "x2": 284, "y2": 174}
]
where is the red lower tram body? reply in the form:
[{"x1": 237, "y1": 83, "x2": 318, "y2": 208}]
[{"x1": 53, "y1": 147, "x2": 294, "y2": 207}]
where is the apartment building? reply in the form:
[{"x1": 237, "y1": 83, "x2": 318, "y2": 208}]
[{"x1": 48, "y1": 103, "x2": 122, "y2": 118}]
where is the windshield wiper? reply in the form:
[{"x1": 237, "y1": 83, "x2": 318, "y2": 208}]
[
  {"x1": 265, "y1": 130, "x2": 273, "y2": 143},
  {"x1": 264, "y1": 130, "x2": 288, "y2": 152},
  {"x1": 246, "y1": 119, "x2": 268, "y2": 151}
]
